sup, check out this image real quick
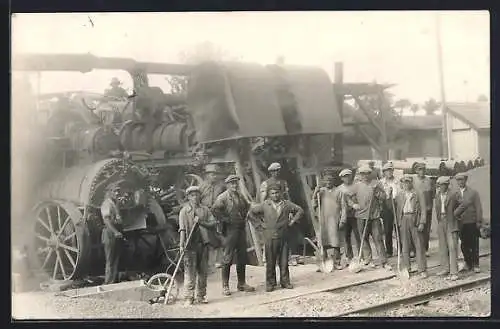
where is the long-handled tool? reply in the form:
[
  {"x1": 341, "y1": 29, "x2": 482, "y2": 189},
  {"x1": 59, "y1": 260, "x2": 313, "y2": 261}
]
[
  {"x1": 163, "y1": 219, "x2": 199, "y2": 304},
  {"x1": 316, "y1": 185, "x2": 334, "y2": 273},
  {"x1": 391, "y1": 197, "x2": 410, "y2": 280}
]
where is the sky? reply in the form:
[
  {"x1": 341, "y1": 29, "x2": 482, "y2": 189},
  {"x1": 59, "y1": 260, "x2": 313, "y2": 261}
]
[{"x1": 11, "y1": 11, "x2": 490, "y2": 109}]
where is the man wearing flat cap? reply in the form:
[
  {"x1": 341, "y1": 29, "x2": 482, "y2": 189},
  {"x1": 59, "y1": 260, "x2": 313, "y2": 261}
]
[
  {"x1": 312, "y1": 170, "x2": 345, "y2": 270},
  {"x1": 105, "y1": 77, "x2": 129, "y2": 98},
  {"x1": 212, "y1": 175, "x2": 255, "y2": 296},
  {"x1": 260, "y1": 162, "x2": 290, "y2": 202},
  {"x1": 248, "y1": 183, "x2": 304, "y2": 291},
  {"x1": 347, "y1": 166, "x2": 390, "y2": 269},
  {"x1": 199, "y1": 164, "x2": 226, "y2": 269},
  {"x1": 337, "y1": 169, "x2": 361, "y2": 263},
  {"x1": 394, "y1": 175, "x2": 428, "y2": 278},
  {"x1": 178, "y1": 186, "x2": 218, "y2": 305},
  {"x1": 434, "y1": 176, "x2": 460, "y2": 281},
  {"x1": 453, "y1": 173, "x2": 483, "y2": 273},
  {"x1": 413, "y1": 162, "x2": 434, "y2": 256},
  {"x1": 380, "y1": 162, "x2": 399, "y2": 258}
]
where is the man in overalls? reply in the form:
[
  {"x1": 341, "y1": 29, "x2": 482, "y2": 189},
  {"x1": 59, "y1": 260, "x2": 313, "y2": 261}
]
[
  {"x1": 248, "y1": 183, "x2": 304, "y2": 291},
  {"x1": 101, "y1": 184, "x2": 125, "y2": 284},
  {"x1": 259, "y1": 162, "x2": 290, "y2": 202},
  {"x1": 337, "y1": 169, "x2": 361, "y2": 264},
  {"x1": 178, "y1": 186, "x2": 218, "y2": 305},
  {"x1": 212, "y1": 175, "x2": 256, "y2": 296},
  {"x1": 394, "y1": 175, "x2": 428, "y2": 278},
  {"x1": 434, "y1": 176, "x2": 460, "y2": 281}
]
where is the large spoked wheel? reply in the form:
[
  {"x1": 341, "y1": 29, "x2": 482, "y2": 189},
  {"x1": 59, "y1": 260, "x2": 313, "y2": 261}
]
[
  {"x1": 32, "y1": 201, "x2": 90, "y2": 281},
  {"x1": 145, "y1": 273, "x2": 180, "y2": 304}
]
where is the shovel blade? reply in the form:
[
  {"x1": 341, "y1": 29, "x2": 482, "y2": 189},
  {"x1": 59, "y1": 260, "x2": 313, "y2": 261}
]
[{"x1": 399, "y1": 268, "x2": 410, "y2": 280}]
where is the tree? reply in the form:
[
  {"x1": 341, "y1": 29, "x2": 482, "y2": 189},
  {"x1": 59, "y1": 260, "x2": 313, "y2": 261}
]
[
  {"x1": 477, "y1": 94, "x2": 488, "y2": 102},
  {"x1": 394, "y1": 98, "x2": 411, "y2": 116},
  {"x1": 410, "y1": 104, "x2": 419, "y2": 116},
  {"x1": 422, "y1": 98, "x2": 440, "y2": 115},
  {"x1": 166, "y1": 41, "x2": 240, "y2": 94}
]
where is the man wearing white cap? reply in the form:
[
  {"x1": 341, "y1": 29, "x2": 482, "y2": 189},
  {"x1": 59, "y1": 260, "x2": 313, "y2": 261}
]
[
  {"x1": 212, "y1": 175, "x2": 255, "y2": 296},
  {"x1": 259, "y1": 162, "x2": 290, "y2": 202},
  {"x1": 454, "y1": 172, "x2": 483, "y2": 273},
  {"x1": 178, "y1": 186, "x2": 218, "y2": 305},
  {"x1": 347, "y1": 165, "x2": 390, "y2": 269},
  {"x1": 434, "y1": 176, "x2": 460, "y2": 281},
  {"x1": 337, "y1": 169, "x2": 361, "y2": 263},
  {"x1": 380, "y1": 162, "x2": 399, "y2": 258}
]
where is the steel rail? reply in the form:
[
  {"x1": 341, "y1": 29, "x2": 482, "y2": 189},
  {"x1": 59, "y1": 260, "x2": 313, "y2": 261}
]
[{"x1": 334, "y1": 276, "x2": 490, "y2": 317}]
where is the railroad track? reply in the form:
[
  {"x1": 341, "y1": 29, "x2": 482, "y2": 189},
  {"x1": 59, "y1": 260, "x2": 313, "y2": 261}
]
[{"x1": 335, "y1": 275, "x2": 490, "y2": 317}]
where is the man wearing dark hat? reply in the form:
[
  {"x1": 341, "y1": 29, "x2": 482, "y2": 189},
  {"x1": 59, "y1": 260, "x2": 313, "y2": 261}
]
[
  {"x1": 454, "y1": 173, "x2": 483, "y2": 273},
  {"x1": 105, "y1": 77, "x2": 128, "y2": 98},
  {"x1": 368, "y1": 161, "x2": 382, "y2": 180},
  {"x1": 199, "y1": 164, "x2": 226, "y2": 269},
  {"x1": 100, "y1": 184, "x2": 125, "y2": 284},
  {"x1": 259, "y1": 162, "x2": 290, "y2": 202},
  {"x1": 248, "y1": 183, "x2": 304, "y2": 291},
  {"x1": 312, "y1": 169, "x2": 345, "y2": 270},
  {"x1": 347, "y1": 166, "x2": 390, "y2": 269},
  {"x1": 434, "y1": 176, "x2": 460, "y2": 281},
  {"x1": 337, "y1": 169, "x2": 361, "y2": 263},
  {"x1": 394, "y1": 175, "x2": 428, "y2": 278},
  {"x1": 212, "y1": 175, "x2": 255, "y2": 296},
  {"x1": 413, "y1": 162, "x2": 434, "y2": 256},
  {"x1": 380, "y1": 162, "x2": 399, "y2": 257},
  {"x1": 179, "y1": 186, "x2": 218, "y2": 305}
]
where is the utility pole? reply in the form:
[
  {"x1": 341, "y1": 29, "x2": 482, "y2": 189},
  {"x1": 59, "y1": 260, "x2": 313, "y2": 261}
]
[{"x1": 436, "y1": 12, "x2": 452, "y2": 160}]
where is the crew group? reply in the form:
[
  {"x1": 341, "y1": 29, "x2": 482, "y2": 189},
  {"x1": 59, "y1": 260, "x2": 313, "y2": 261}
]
[{"x1": 100, "y1": 161, "x2": 484, "y2": 306}]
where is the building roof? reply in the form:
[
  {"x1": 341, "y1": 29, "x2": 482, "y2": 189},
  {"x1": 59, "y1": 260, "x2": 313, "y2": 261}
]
[
  {"x1": 400, "y1": 115, "x2": 443, "y2": 130},
  {"x1": 446, "y1": 102, "x2": 490, "y2": 130}
]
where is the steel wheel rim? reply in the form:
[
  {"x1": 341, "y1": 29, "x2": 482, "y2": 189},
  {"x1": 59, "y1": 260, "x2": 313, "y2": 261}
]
[
  {"x1": 33, "y1": 202, "x2": 82, "y2": 280},
  {"x1": 145, "y1": 273, "x2": 179, "y2": 303}
]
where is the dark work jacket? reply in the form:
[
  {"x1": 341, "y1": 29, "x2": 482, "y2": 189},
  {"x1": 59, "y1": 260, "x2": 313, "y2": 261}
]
[
  {"x1": 454, "y1": 187, "x2": 483, "y2": 225},
  {"x1": 248, "y1": 200, "x2": 304, "y2": 241},
  {"x1": 178, "y1": 203, "x2": 218, "y2": 248},
  {"x1": 211, "y1": 190, "x2": 250, "y2": 229},
  {"x1": 433, "y1": 191, "x2": 460, "y2": 233}
]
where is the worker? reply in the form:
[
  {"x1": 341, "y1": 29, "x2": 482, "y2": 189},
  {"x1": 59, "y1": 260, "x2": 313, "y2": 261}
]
[
  {"x1": 247, "y1": 183, "x2": 304, "y2": 291},
  {"x1": 337, "y1": 169, "x2": 361, "y2": 264},
  {"x1": 347, "y1": 166, "x2": 391, "y2": 270},
  {"x1": 312, "y1": 170, "x2": 344, "y2": 270},
  {"x1": 199, "y1": 164, "x2": 226, "y2": 269},
  {"x1": 178, "y1": 186, "x2": 218, "y2": 306},
  {"x1": 394, "y1": 175, "x2": 428, "y2": 278},
  {"x1": 454, "y1": 173, "x2": 483, "y2": 273},
  {"x1": 100, "y1": 184, "x2": 125, "y2": 284},
  {"x1": 259, "y1": 162, "x2": 290, "y2": 202},
  {"x1": 211, "y1": 175, "x2": 256, "y2": 296},
  {"x1": 380, "y1": 162, "x2": 399, "y2": 258},
  {"x1": 104, "y1": 77, "x2": 128, "y2": 98},
  {"x1": 413, "y1": 162, "x2": 434, "y2": 256},
  {"x1": 368, "y1": 161, "x2": 382, "y2": 180},
  {"x1": 434, "y1": 176, "x2": 460, "y2": 281}
]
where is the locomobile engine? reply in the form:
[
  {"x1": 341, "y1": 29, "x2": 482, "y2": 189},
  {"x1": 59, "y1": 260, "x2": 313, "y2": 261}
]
[{"x1": 12, "y1": 53, "x2": 345, "y2": 281}]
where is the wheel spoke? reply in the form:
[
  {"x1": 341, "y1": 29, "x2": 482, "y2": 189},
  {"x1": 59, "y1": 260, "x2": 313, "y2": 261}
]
[
  {"x1": 35, "y1": 234, "x2": 50, "y2": 243},
  {"x1": 57, "y1": 216, "x2": 71, "y2": 239},
  {"x1": 63, "y1": 232, "x2": 76, "y2": 242},
  {"x1": 57, "y1": 206, "x2": 62, "y2": 232},
  {"x1": 59, "y1": 243, "x2": 78, "y2": 253},
  {"x1": 36, "y1": 217, "x2": 51, "y2": 233},
  {"x1": 42, "y1": 249, "x2": 54, "y2": 269},
  {"x1": 63, "y1": 248, "x2": 76, "y2": 269},
  {"x1": 56, "y1": 250, "x2": 67, "y2": 279},
  {"x1": 45, "y1": 207, "x2": 54, "y2": 233},
  {"x1": 52, "y1": 254, "x2": 58, "y2": 280}
]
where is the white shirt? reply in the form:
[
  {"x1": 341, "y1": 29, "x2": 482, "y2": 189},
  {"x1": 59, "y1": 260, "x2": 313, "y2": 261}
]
[
  {"x1": 459, "y1": 188, "x2": 465, "y2": 198},
  {"x1": 403, "y1": 191, "x2": 414, "y2": 213},
  {"x1": 271, "y1": 200, "x2": 284, "y2": 215},
  {"x1": 380, "y1": 177, "x2": 399, "y2": 200},
  {"x1": 440, "y1": 193, "x2": 447, "y2": 214}
]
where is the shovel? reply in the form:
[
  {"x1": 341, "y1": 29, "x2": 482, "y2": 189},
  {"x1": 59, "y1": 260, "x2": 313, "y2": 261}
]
[
  {"x1": 391, "y1": 198, "x2": 410, "y2": 280},
  {"x1": 315, "y1": 191, "x2": 334, "y2": 273},
  {"x1": 348, "y1": 217, "x2": 369, "y2": 273}
]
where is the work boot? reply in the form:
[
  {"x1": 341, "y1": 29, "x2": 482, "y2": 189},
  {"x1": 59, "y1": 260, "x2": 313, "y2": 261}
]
[
  {"x1": 265, "y1": 285, "x2": 274, "y2": 292},
  {"x1": 473, "y1": 266, "x2": 481, "y2": 273},
  {"x1": 184, "y1": 298, "x2": 194, "y2": 306},
  {"x1": 281, "y1": 283, "x2": 293, "y2": 289},
  {"x1": 448, "y1": 274, "x2": 459, "y2": 281},
  {"x1": 459, "y1": 263, "x2": 471, "y2": 273},
  {"x1": 383, "y1": 263, "x2": 393, "y2": 271},
  {"x1": 222, "y1": 285, "x2": 231, "y2": 296},
  {"x1": 416, "y1": 272, "x2": 428, "y2": 279},
  {"x1": 196, "y1": 296, "x2": 208, "y2": 304},
  {"x1": 237, "y1": 283, "x2": 256, "y2": 292},
  {"x1": 437, "y1": 270, "x2": 449, "y2": 276}
]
